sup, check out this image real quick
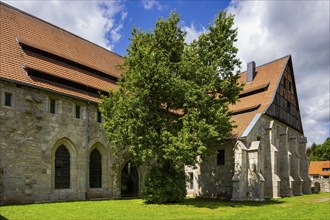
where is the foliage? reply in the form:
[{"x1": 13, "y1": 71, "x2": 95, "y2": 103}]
[
  {"x1": 1, "y1": 193, "x2": 329, "y2": 220},
  {"x1": 100, "y1": 11, "x2": 242, "y2": 203},
  {"x1": 143, "y1": 164, "x2": 186, "y2": 203},
  {"x1": 306, "y1": 137, "x2": 330, "y2": 161}
]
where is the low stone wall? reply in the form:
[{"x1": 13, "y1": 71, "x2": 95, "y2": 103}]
[{"x1": 311, "y1": 179, "x2": 330, "y2": 193}]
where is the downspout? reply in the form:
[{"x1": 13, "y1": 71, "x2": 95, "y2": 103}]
[{"x1": 85, "y1": 100, "x2": 89, "y2": 200}]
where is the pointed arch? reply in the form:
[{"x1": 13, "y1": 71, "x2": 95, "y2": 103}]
[
  {"x1": 51, "y1": 137, "x2": 77, "y2": 190},
  {"x1": 121, "y1": 160, "x2": 139, "y2": 197},
  {"x1": 55, "y1": 145, "x2": 70, "y2": 189},
  {"x1": 90, "y1": 148, "x2": 102, "y2": 188},
  {"x1": 88, "y1": 141, "x2": 108, "y2": 190}
]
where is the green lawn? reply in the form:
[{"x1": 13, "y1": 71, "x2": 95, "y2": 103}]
[{"x1": 1, "y1": 193, "x2": 329, "y2": 220}]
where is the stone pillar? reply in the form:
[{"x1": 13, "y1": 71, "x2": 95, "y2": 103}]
[
  {"x1": 247, "y1": 141, "x2": 264, "y2": 201},
  {"x1": 271, "y1": 144, "x2": 281, "y2": 198},
  {"x1": 263, "y1": 126, "x2": 272, "y2": 198},
  {"x1": 231, "y1": 140, "x2": 248, "y2": 201},
  {"x1": 279, "y1": 127, "x2": 293, "y2": 196},
  {"x1": 264, "y1": 122, "x2": 281, "y2": 199},
  {"x1": 289, "y1": 135, "x2": 303, "y2": 195},
  {"x1": 298, "y1": 136, "x2": 312, "y2": 194}
]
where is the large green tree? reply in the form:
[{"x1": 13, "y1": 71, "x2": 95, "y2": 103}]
[
  {"x1": 100, "y1": 11, "x2": 242, "y2": 203},
  {"x1": 307, "y1": 137, "x2": 330, "y2": 161}
]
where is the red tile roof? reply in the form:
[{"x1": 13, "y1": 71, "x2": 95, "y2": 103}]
[
  {"x1": 0, "y1": 3, "x2": 294, "y2": 138},
  {"x1": 230, "y1": 56, "x2": 289, "y2": 137},
  {"x1": 309, "y1": 161, "x2": 330, "y2": 176},
  {"x1": 0, "y1": 3, "x2": 121, "y2": 103}
]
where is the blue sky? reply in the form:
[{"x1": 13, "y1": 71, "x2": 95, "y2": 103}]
[
  {"x1": 3, "y1": 0, "x2": 330, "y2": 146},
  {"x1": 113, "y1": 0, "x2": 230, "y2": 55}
]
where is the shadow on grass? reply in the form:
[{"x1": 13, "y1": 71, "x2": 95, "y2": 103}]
[
  {"x1": 176, "y1": 197, "x2": 285, "y2": 209},
  {"x1": 0, "y1": 215, "x2": 9, "y2": 220}
]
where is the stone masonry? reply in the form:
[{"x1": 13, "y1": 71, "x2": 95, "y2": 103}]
[
  {"x1": 187, "y1": 115, "x2": 311, "y2": 201},
  {"x1": 0, "y1": 81, "x2": 146, "y2": 204}
]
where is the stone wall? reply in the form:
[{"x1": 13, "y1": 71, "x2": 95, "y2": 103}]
[
  {"x1": 231, "y1": 115, "x2": 310, "y2": 201},
  {"x1": 247, "y1": 115, "x2": 310, "y2": 198},
  {"x1": 185, "y1": 114, "x2": 310, "y2": 201},
  {"x1": 0, "y1": 81, "x2": 145, "y2": 205},
  {"x1": 0, "y1": 80, "x2": 312, "y2": 204},
  {"x1": 311, "y1": 179, "x2": 330, "y2": 193},
  {"x1": 186, "y1": 141, "x2": 235, "y2": 199}
]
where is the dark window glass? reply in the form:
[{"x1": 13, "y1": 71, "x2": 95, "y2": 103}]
[
  {"x1": 121, "y1": 161, "x2": 139, "y2": 197},
  {"x1": 55, "y1": 145, "x2": 70, "y2": 189},
  {"x1": 287, "y1": 101, "x2": 291, "y2": 113},
  {"x1": 90, "y1": 149, "x2": 102, "y2": 188},
  {"x1": 188, "y1": 172, "x2": 194, "y2": 189},
  {"x1": 50, "y1": 99, "x2": 56, "y2": 114},
  {"x1": 4, "y1": 92, "x2": 12, "y2": 107},
  {"x1": 97, "y1": 110, "x2": 102, "y2": 123},
  {"x1": 217, "y1": 150, "x2": 225, "y2": 165},
  {"x1": 75, "y1": 105, "x2": 80, "y2": 119}
]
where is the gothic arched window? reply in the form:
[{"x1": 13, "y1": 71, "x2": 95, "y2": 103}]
[
  {"x1": 90, "y1": 149, "x2": 102, "y2": 188},
  {"x1": 55, "y1": 145, "x2": 70, "y2": 189}
]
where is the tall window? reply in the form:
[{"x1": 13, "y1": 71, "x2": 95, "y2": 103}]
[
  {"x1": 188, "y1": 172, "x2": 194, "y2": 190},
  {"x1": 217, "y1": 149, "x2": 225, "y2": 165},
  {"x1": 4, "y1": 92, "x2": 12, "y2": 107},
  {"x1": 97, "y1": 110, "x2": 102, "y2": 123},
  {"x1": 90, "y1": 149, "x2": 102, "y2": 188},
  {"x1": 50, "y1": 99, "x2": 56, "y2": 114},
  {"x1": 75, "y1": 105, "x2": 81, "y2": 119},
  {"x1": 55, "y1": 145, "x2": 70, "y2": 189}
]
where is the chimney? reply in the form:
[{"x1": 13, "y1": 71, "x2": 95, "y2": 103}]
[{"x1": 247, "y1": 61, "x2": 256, "y2": 82}]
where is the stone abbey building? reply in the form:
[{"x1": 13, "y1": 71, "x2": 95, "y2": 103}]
[{"x1": 0, "y1": 3, "x2": 311, "y2": 204}]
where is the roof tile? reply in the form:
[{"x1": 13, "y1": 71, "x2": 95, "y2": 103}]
[
  {"x1": 309, "y1": 161, "x2": 330, "y2": 176},
  {"x1": 1, "y1": 3, "x2": 292, "y2": 138}
]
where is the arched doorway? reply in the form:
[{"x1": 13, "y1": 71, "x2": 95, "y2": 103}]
[{"x1": 121, "y1": 161, "x2": 139, "y2": 197}]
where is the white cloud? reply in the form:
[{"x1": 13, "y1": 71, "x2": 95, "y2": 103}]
[
  {"x1": 227, "y1": 0, "x2": 330, "y2": 146},
  {"x1": 142, "y1": 0, "x2": 163, "y2": 11},
  {"x1": 182, "y1": 23, "x2": 206, "y2": 44},
  {"x1": 3, "y1": 0, "x2": 127, "y2": 51}
]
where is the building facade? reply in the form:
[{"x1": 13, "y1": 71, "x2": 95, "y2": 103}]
[
  {"x1": 309, "y1": 161, "x2": 330, "y2": 193},
  {"x1": 0, "y1": 3, "x2": 148, "y2": 204},
  {"x1": 0, "y1": 3, "x2": 311, "y2": 205},
  {"x1": 309, "y1": 161, "x2": 330, "y2": 180},
  {"x1": 186, "y1": 57, "x2": 311, "y2": 200}
]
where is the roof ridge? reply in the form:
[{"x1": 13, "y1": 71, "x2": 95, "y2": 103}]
[{"x1": 240, "y1": 54, "x2": 291, "y2": 73}]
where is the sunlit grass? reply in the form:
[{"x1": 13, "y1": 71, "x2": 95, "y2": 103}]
[{"x1": 0, "y1": 193, "x2": 329, "y2": 219}]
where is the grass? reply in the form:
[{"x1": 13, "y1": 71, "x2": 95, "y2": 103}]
[{"x1": 0, "y1": 193, "x2": 329, "y2": 220}]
